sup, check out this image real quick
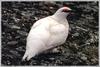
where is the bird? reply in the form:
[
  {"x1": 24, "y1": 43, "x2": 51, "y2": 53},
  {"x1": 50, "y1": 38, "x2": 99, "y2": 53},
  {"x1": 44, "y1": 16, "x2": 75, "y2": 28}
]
[{"x1": 22, "y1": 7, "x2": 72, "y2": 61}]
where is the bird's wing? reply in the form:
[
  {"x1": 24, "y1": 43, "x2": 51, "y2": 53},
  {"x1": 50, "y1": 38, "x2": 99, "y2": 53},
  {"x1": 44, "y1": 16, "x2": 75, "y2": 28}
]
[
  {"x1": 32, "y1": 20, "x2": 42, "y2": 29},
  {"x1": 26, "y1": 17, "x2": 51, "y2": 50},
  {"x1": 23, "y1": 17, "x2": 52, "y2": 60},
  {"x1": 44, "y1": 17, "x2": 69, "y2": 49},
  {"x1": 31, "y1": 17, "x2": 49, "y2": 29}
]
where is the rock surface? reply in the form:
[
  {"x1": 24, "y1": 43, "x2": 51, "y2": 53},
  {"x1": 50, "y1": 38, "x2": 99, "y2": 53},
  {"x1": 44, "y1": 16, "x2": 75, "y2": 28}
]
[{"x1": 1, "y1": 1, "x2": 99, "y2": 66}]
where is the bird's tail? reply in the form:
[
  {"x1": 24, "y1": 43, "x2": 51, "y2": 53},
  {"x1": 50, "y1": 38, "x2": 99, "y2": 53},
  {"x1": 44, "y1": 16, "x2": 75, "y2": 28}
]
[
  {"x1": 22, "y1": 50, "x2": 28, "y2": 61},
  {"x1": 22, "y1": 50, "x2": 36, "y2": 61}
]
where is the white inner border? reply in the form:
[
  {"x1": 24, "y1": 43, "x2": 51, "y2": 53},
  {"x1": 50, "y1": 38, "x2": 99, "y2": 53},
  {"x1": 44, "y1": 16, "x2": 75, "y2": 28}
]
[{"x1": 0, "y1": 0, "x2": 99, "y2": 67}]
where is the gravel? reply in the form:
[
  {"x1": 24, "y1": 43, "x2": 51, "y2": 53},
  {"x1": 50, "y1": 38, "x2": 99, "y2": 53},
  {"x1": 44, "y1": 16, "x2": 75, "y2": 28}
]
[{"x1": 1, "y1": 1, "x2": 99, "y2": 66}]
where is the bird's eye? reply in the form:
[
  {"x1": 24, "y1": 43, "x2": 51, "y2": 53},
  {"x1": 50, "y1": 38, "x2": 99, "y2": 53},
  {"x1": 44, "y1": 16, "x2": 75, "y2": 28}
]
[
  {"x1": 62, "y1": 9, "x2": 71, "y2": 13},
  {"x1": 62, "y1": 9, "x2": 68, "y2": 12}
]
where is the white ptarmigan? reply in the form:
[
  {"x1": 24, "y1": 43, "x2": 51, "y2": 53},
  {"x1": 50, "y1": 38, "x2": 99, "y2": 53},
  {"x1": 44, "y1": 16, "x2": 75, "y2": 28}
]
[{"x1": 22, "y1": 7, "x2": 72, "y2": 61}]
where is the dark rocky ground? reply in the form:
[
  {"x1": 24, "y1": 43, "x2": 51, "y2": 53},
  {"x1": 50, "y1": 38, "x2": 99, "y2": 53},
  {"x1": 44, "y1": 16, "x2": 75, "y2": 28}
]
[{"x1": 1, "y1": 1, "x2": 99, "y2": 66}]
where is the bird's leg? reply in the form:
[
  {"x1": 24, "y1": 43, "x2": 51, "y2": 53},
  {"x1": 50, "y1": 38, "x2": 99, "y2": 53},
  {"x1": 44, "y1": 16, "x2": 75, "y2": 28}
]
[
  {"x1": 43, "y1": 46, "x2": 61, "y2": 54},
  {"x1": 51, "y1": 46, "x2": 62, "y2": 53},
  {"x1": 51, "y1": 47, "x2": 60, "y2": 53}
]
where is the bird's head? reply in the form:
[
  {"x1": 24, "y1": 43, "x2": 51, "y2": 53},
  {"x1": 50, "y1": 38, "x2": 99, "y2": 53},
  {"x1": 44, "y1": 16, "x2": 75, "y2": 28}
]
[{"x1": 54, "y1": 7, "x2": 73, "y2": 18}]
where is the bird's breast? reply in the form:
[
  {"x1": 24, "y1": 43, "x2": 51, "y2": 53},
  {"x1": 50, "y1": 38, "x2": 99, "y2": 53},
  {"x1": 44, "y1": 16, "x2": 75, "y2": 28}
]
[
  {"x1": 50, "y1": 23, "x2": 69, "y2": 35},
  {"x1": 47, "y1": 23, "x2": 69, "y2": 48}
]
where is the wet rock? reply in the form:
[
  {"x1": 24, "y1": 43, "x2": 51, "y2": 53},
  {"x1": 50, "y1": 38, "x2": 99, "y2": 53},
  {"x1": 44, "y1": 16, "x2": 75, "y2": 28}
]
[
  {"x1": 10, "y1": 50, "x2": 21, "y2": 57},
  {"x1": 49, "y1": 57, "x2": 55, "y2": 61},
  {"x1": 7, "y1": 41, "x2": 18, "y2": 45},
  {"x1": 16, "y1": 46, "x2": 25, "y2": 52},
  {"x1": 11, "y1": 25, "x2": 20, "y2": 29},
  {"x1": 81, "y1": 56, "x2": 87, "y2": 61},
  {"x1": 72, "y1": 33, "x2": 79, "y2": 37},
  {"x1": 17, "y1": 30, "x2": 28, "y2": 36}
]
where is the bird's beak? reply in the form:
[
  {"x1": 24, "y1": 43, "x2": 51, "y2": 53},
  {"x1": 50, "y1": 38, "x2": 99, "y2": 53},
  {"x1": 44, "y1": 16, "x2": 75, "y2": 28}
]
[
  {"x1": 62, "y1": 9, "x2": 76, "y2": 13},
  {"x1": 68, "y1": 10, "x2": 76, "y2": 15},
  {"x1": 69, "y1": 9, "x2": 76, "y2": 13}
]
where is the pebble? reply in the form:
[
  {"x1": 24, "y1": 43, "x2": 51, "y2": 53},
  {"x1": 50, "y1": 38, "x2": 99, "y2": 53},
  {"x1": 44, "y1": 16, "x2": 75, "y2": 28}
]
[
  {"x1": 17, "y1": 30, "x2": 28, "y2": 36},
  {"x1": 7, "y1": 41, "x2": 18, "y2": 45},
  {"x1": 11, "y1": 25, "x2": 20, "y2": 29},
  {"x1": 49, "y1": 57, "x2": 55, "y2": 61},
  {"x1": 81, "y1": 56, "x2": 87, "y2": 61}
]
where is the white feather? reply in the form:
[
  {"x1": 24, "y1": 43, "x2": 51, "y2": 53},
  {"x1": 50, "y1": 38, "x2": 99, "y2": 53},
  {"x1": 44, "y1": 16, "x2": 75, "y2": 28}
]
[{"x1": 22, "y1": 7, "x2": 71, "y2": 61}]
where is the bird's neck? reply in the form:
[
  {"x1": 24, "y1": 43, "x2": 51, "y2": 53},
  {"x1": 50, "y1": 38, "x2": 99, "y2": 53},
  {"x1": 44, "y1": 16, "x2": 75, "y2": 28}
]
[{"x1": 51, "y1": 14, "x2": 67, "y2": 24}]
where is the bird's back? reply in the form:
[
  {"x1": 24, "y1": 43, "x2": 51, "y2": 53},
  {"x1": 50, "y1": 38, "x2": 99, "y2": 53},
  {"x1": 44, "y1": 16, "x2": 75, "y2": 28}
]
[{"x1": 23, "y1": 15, "x2": 69, "y2": 61}]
